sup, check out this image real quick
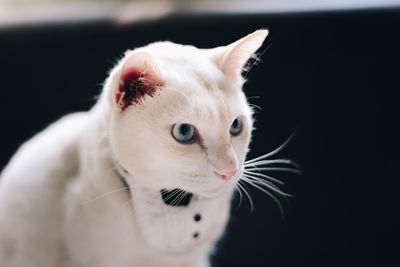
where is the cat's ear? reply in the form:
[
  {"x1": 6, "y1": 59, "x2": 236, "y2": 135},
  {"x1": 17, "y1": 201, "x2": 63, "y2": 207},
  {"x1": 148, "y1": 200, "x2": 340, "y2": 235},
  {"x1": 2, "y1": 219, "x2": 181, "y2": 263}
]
[
  {"x1": 115, "y1": 52, "x2": 164, "y2": 111},
  {"x1": 214, "y1": 29, "x2": 269, "y2": 80}
]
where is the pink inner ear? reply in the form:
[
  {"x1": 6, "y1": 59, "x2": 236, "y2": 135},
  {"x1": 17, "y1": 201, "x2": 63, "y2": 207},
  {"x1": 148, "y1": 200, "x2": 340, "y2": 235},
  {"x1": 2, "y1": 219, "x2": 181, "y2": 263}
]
[
  {"x1": 223, "y1": 30, "x2": 268, "y2": 80},
  {"x1": 116, "y1": 52, "x2": 163, "y2": 110}
]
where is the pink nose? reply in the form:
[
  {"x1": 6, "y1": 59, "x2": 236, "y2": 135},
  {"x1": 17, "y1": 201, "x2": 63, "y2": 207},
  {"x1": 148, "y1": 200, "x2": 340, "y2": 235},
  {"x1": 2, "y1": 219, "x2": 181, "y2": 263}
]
[{"x1": 214, "y1": 168, "x2": 237, "y2": 180}]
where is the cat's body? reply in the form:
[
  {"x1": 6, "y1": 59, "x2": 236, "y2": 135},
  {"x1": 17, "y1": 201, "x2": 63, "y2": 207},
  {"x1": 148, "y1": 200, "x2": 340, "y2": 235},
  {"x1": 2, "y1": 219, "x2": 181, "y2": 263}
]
[
  {"x1": 0, "y1": 30, "x2": 268, "y2": 267},
  {"x1": 0, "y1": 110, "x2": 224, "y2": 267}
]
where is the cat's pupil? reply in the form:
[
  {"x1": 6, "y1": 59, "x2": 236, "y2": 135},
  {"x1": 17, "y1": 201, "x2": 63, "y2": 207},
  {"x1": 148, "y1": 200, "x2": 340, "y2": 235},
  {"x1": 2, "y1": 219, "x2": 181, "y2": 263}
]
[
  {"x1": 180, "y1": 124, "x2": 191, "y2": 136},
  {"x1": 232, "y1": 119, "x2": 238, "y2": 128},
  {"x1": 230, "y1": 117, "x2": 242, "y2": 136}
]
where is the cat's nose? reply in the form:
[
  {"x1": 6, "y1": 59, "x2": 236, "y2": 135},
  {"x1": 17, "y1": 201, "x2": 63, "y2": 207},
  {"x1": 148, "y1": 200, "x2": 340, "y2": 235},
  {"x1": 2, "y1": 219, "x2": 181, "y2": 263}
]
[{"x1": 214, "y1": 168, "x2": 237, "y2": 181}]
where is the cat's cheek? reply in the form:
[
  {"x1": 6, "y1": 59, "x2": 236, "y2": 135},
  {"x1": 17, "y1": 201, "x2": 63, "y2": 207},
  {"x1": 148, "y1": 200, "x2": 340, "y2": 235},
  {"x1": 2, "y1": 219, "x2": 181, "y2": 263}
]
[
  {"x1": 231, "y1": 130, "x2": 251, "y2": 164},
  {"x1": 110, "y1": 116, "x2": 177, "y2": 188}
]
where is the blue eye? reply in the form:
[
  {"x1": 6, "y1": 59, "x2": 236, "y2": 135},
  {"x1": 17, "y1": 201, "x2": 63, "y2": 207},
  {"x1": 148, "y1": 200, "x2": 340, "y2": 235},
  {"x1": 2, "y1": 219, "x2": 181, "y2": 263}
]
[
  {"x1": 171, "y1": 123, "x2": 196, "y2": 143},
  {"x1": 230, "y1": 117, "x2": 243, "y2": 136}
]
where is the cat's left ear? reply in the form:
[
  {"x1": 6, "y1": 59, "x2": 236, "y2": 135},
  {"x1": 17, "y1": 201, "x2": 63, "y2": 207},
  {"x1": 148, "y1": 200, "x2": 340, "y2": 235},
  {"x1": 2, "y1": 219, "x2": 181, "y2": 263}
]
[
  {"x1": 214, "y1": 29, "x2": 269, "y2": 81},
  {"x1": 114, "y1": 52, "x2": 164, "y2": 111}
]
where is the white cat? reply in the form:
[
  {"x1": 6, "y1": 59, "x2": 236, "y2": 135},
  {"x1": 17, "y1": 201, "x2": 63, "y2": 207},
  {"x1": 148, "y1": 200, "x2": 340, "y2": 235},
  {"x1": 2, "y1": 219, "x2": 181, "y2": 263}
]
[{"x1": 0, "y1": 30, "x2": 285, "y2": 267}]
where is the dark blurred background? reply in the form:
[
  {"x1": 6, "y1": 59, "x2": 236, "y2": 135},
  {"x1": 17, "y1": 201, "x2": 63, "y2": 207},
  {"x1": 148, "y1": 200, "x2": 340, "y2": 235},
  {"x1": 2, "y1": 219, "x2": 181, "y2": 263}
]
[{"x1": 1, "y1": 0, "x2": 399, "y2": 266}]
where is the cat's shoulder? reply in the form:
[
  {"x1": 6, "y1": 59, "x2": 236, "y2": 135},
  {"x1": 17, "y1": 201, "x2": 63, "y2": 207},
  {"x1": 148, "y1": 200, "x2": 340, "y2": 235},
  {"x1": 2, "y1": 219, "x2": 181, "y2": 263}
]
[
  {"x1": 0, "y1": 112, "x2": 89, "y2": 184},
  {"x1": 0, "y1": 112, "x2": 91, "y2": 267}
]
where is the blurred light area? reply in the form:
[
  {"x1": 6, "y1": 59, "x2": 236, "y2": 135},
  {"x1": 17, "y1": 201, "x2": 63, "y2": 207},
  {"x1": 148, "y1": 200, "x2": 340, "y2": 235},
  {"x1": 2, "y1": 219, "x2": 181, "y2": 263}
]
[
  {"x1": 189, "y1": 0, "x2": 400, "y2": 13},
  {"x1": 0, "y1": 0, "x2": 173, "y2": 28},
  {"x1": 0, "y1": 2, "x2": 115, "y2": 28},
  {"x1": 1, "y1": 0, "x2": 400, "y2": 28}
]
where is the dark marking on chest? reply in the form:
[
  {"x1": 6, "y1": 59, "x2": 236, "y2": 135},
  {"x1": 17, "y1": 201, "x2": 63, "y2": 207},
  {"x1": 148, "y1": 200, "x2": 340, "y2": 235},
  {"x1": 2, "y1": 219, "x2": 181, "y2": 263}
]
[
  {"x1": 194, "y1": 214, "x2": 201, "y2": 222},
  {"x1": 160, "y1": 189, "x2": 193, "y2": 207}
]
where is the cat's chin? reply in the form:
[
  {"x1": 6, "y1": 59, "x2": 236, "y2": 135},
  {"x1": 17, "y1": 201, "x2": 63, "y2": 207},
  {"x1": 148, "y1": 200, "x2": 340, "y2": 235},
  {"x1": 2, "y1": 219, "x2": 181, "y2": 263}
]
[{"x1": 197, "y1": 182, "x2": 235, "y2": 198}]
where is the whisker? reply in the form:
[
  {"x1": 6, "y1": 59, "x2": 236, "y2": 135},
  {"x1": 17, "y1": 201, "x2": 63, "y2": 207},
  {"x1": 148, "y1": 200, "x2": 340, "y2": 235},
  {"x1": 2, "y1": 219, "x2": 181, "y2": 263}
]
[
  {"x1": 174, "y1": 191, "x2": 187, "y2": 207},
  {"x1": 161, "y1": 189, "x2": 184, "y2": 203},
  {"x1": 233, "y1": 184, "x2": 244, "y2": 210},
  {"x1": 244, "y1": 43, "x2": 272, "y2": 79},
  {"x1": 81, "y1": 186, "x2": 129, "y2": 205},
  {"x1": 247, "y1": 95, "x2": 261, "y2": 99},
  {"x1": 243, "y1": 170, "x2": 285, "y2": 185},
  {"x1": 167, "y1": 190, "x2": 184, "y2": 207},
  {"x1": 241, "y1": 178, "x2": 285, "y2": 217},
  {"x1": 244, "y1": 131, "x2": 297, "y2": 164},
  {"x1": 245, "y1": 167, "x2": 302, "y2": 175},
  {"x1": 249, "y1": 103, "x2": 262, "y2": 111},
  {"x1": 241, "y1": 175, "x2": 281, "y2": 194},
  {"x1": 237, "y1": 181, "x2": 254, "y2": 212},
  {"x1": 244, "y1": 159, "x2": 300, "y2": 169},
  {"x1": 242, "y1": 176, "x2": 293, "y2": 198},
  {"x1": 242, "y1": 177, "x2": 286, "y2": 197},
  {"x1": 242, "y1": 175, "x2": 284, "y2": 196},
  {"x1": 170, "y1": 190, "x2": 186, "y2": 207}
]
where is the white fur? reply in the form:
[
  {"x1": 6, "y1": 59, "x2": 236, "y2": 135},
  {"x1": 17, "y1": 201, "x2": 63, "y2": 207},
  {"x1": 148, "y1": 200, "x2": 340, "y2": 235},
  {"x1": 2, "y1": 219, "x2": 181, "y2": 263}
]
[{"x1": 0, "y1": 30, "x2": 268, "y2": 267}]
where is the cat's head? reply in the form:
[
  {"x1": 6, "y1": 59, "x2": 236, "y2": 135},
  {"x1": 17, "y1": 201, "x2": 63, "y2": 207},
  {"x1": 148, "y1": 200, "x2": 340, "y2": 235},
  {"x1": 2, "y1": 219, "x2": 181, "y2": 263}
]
[{"x1": 107, "y1": 30, "x2": 268, "y2": 198}]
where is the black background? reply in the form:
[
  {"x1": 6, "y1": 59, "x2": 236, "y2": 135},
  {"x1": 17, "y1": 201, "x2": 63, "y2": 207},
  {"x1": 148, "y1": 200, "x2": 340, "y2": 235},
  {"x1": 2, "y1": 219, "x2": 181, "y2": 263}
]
[{"x1": 1, "y1": 8, "x2": 399, "y2": 267}]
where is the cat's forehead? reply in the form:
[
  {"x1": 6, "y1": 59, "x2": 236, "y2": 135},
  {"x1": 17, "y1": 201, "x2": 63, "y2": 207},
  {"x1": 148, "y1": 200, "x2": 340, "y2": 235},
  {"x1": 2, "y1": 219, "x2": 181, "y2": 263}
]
[
  {"x1": 155, "y1": 82, "x2": 248, "y2": 128},
  {"x1": 126, "y1": 41, "x2": 250, "y2": 124},
  {"x1": 145, "y1": 41, "x2": 203, "y2": 58},
  {"x1": 139, "y1": 41, "x2": 224, "y2": 85}
]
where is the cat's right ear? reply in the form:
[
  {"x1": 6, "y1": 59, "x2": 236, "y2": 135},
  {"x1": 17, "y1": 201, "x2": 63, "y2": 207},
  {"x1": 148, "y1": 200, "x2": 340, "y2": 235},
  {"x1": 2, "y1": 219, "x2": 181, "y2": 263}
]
[
  {"x1": 212, "y1": 29, "x2": 269, "y2": 81},
  {"x1": 114, "y1": 52, "x2": 164, "y2": 111}
]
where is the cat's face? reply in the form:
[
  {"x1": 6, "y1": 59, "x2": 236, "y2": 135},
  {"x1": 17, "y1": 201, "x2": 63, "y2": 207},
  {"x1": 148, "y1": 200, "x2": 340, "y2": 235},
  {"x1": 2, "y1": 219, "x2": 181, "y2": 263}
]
[{"x1": 108, "y1": 30, "x2": 268, "y2": 197}]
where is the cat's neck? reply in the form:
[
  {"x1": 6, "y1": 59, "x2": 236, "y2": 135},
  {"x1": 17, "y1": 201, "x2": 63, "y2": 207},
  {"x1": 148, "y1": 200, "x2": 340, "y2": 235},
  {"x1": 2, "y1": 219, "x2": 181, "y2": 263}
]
[{"x1": 112, "y1": 157, "x2": 197, "y2": 207}]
